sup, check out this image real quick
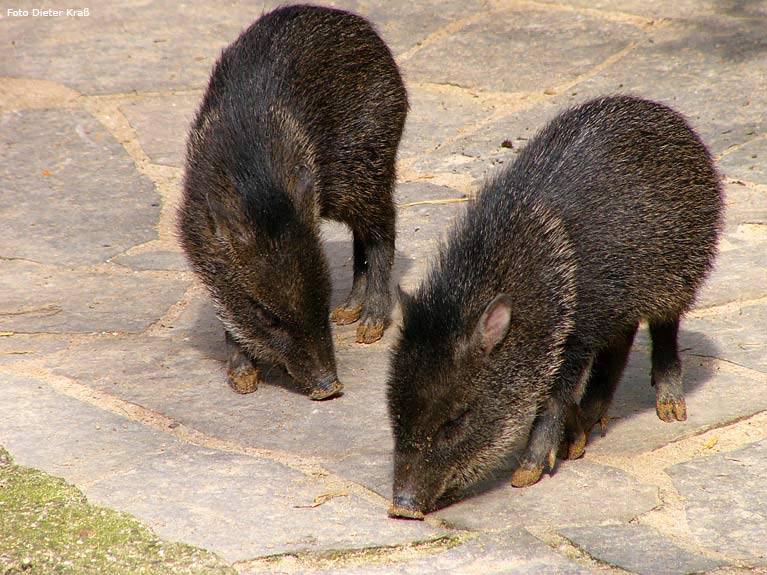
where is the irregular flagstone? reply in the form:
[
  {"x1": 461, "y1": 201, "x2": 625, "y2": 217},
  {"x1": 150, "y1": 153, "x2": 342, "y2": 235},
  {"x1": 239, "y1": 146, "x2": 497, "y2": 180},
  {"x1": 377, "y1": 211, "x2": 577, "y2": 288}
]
[
  {"x1": 288, "y1": 528, "x2": 594, "y2": 575},
  {"x1": 41, "y1": 328, "x2": 396, "y2": 464},
  {"x1": 568, "y1": 18, "x2": 767, "y2": 157},
  {"x1": 0, "y1": 373, "x2": 445, "y2": 563},
  {"x1": 0, "y1": 1, "x2": 479, "y2": 95},
  {"x1": 0, "y1": 334, "x2": 69, "y2": 366},
  {"x1": 583, "y1": 344, "x2": 767, "y2": 457},
  {"x1": 0, "y1": 1, "x2": 277, "y2": 94},
  {"x1": 87, "y1": 447, "x2": 446, "y2": 563},
  {"x1": 0, "y1": 372, "x2": 182, "y2": 483},
  {"x1": 403, "y1": 7, "x2": 644, "y2": 94},
  {"x1": 531, "y1": 0, "x2": 724, "y2": 19},
  {"x1": 394, "y1": 182, "x2": 469, "y2": 290},
  {"x1": 695, "y1": 227, "x2": 767, "y2": 308},
  {"x1": 433, "y1": 460, "x2": 657, "y2": 531},
  {"x1": 119, "y1": 93, "x2": 201, "y2": 168},
  {"x1": 0, "y1": 109, "x2": 159, "y2": 266},
  {"x1": 112, "y1": 249, "x2": 189, "y2": 272},
  {"x1": 409, "y1": 101, "x2": 560, "y2": 181},
  {"x1": 559, "y1": 524, "x2": 727, "y2": 575},
  {"x1": 331, "y1": 0, "x2": 491, "y2": 57},
  {"x1": 723, "y1": 182, "x2": 767, "y2": 228},
  {"x1": 719, "y1": 136, "x2": 767, "y2": 186},
  {"x1": 398, "y1": 84, "x2": 502, "y2": 163},
  {"x1": 0, "y1": 260, "x2": 189, "y2": 334},
  {"x1": 667, "y1": 440, "x2": 767, "y2": 565},
  {"x1": 683, "y1": 300, "x2": 767, "y2": 374}
]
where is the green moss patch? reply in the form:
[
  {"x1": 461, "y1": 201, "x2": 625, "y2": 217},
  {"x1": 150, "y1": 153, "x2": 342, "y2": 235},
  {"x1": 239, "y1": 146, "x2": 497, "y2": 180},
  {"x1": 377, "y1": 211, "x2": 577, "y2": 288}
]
[{"x1": 0, "y1": 447, "x2": 236, "y2": 575}]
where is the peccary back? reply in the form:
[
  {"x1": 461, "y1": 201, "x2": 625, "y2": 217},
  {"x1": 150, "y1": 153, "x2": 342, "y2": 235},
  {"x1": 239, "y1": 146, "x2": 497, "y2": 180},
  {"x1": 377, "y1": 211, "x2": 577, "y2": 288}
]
[{"x1": 387, "y1": 95, "x2": 723, "y2": 518}]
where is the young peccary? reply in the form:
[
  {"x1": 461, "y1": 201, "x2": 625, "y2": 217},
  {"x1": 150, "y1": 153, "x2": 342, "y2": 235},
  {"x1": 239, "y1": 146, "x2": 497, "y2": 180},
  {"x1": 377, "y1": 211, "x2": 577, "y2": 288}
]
[
  {"x1": 387, "y1": 95, "x2": 723, "y2": 518},
  {"x1": 179, "y1": 5, "x2": 407, "y2": 399}
]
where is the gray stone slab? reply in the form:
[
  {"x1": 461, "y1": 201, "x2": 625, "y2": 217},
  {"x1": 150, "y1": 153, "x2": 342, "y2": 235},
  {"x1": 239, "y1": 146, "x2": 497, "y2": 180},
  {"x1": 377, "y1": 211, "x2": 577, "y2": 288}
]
[
  {"x1": 0, "y1": 372, "x2": 181, "y2": 483},
  {"x1": 0, "y1": 334, "x2": 69, "y2": 366},
  {"x1": 720, "y1": 136, "x2": 767, "y2": 186},
  {"x1": 326, "y1": 0, "x2": 490, "y2": 58},
  {"x1": 0, "y1": 260, "x2": 189, "y2": 334},
  {"x1": 567, "y1": 18, "x2": 767, "y2": 157},
  {"x1": 668, "y1": 440, "x2": 767, "y2": 565},
  {"x1": 88, "y1": 446, "x2": 444, "y2": 563},
  {"x1": 531, "y1": 0, "x2": 723, "y2": 19},
  {"x1": 696, "y1": 228, "x2": 767, "y2": 308},
  {"x1": 0, "y1": 1, "x2": 482, "y2": 95},
  {"x1": 0, "y1": 372, "x2": 443, "y2": 562},
  {"x1": 289, "y1": 528, "x2": 594, "y2": 575},
  {"x1": 403, "y1": 7, "x2": 643, "y2": 94},
  {"x1": 559, "y1": 524, "x2": 726, "y2": 575},
  {"x1": 112, "y1": 249, "x2": 189, "y2": 271},
  {"x1": 398, "y1": 84, "x2": 500, "y2": 162},
  {"x1": 41, "y1": 328, "x2": 396, "y2": 464},
  {"x1": 0, "y1": 1, "x2": 279, "y2": 94},
  {"x1": 723, "y1": 181, "x2": 767, "y2": 228},
  {"x1": 0, "y1": 109, "x2": 159, "y2": 266},
  {"x1": 394, "y1": 182, "x2": 468, "y2": 290},
  {"x1": 433, "y1": 460, "x2": 657, "y2": 531},
  {"x1": 119, "y1": 93, "x2": 200, "y2": 168},
  {"x1": 584, "y1": 343, "x2": 767, "y2": 458},
  {"x1": 410, "y1": 101, "x2": 559, "y2": 181},
  {"x1": 683, "y1": 300, "x2": 767, "y2": 374}
]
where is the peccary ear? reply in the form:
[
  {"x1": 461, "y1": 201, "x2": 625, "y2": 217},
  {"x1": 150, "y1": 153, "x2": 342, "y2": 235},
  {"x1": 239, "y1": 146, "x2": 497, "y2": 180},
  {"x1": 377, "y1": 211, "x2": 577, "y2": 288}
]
[{"x1": 473, "y1": 294, "x2": 513, "y2": 354}]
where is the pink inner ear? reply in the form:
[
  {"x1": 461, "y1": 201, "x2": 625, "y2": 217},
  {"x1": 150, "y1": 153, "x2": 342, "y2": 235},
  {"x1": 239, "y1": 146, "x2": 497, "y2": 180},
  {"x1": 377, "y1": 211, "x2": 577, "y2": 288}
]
[{"x1": 480, "y1": 296, "x2": 512, "y2": 352}]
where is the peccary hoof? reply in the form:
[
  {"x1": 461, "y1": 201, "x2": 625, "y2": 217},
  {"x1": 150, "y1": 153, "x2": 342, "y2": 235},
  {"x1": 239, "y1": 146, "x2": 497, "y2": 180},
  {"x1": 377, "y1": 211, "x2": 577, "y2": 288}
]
[
  {"x1": 387, "y1": 505, "x2": 425, "y2": 520},
  {"x1": 309, "y1": 378, "x2": 343, "y2": 401},
  {"x1": 511, "y1": 464, "x2": 544, "y2": 488},
  {"x1": 356, "y1": 320, "x2": 385, "y2": 344},
  {"x1": 558, "y1": 429, "x2": 587, "y2": 461},
  {"x1": 227, "y1": 366, "x2": 259, "y2": 394},
  {"x1": 656, "y1": 398, "x2": 687, "y2": 422},
  {"x1": 331, "y1": 304, "x2": 363, "y2": 326}
]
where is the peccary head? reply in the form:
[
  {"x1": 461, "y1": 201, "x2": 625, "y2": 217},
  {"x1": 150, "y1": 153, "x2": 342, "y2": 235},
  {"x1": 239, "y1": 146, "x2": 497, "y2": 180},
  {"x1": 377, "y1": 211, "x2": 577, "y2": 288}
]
[
  {"x1": 180, "y1": 144, "x2": 338, "y2": 395},
  {"x1": 387, "y1": 202, "x2": 577, "y2": 518},
  {"x1": 387, "y1": 291, "x2": 549, "y2": 518}
]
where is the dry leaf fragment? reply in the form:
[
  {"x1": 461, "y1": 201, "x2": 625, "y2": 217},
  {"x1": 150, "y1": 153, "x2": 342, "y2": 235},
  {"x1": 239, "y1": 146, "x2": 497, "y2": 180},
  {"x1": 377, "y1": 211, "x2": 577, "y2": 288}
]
[{"x1": 294, "y1": 492, "x2": 348, "y2": 508}]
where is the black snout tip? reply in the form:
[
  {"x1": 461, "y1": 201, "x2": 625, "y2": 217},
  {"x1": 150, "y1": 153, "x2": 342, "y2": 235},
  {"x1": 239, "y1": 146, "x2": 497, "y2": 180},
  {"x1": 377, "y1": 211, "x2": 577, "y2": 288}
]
[
  {"x1": 387, "y1": 495, "x2": 425, "y2": 520},
  {"x1": 309, "y1": 375, "x2": 343, "y2": 401}
]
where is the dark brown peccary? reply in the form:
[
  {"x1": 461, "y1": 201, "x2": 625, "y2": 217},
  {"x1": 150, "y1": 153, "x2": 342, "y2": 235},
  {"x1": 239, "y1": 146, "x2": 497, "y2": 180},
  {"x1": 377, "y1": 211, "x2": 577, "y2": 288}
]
[
  {"x1": 387, "y1": 95, "x2": 723, "y2": 518},
  {"x1": 178, "y1": 5, "x2": 407, "y2": 400}
]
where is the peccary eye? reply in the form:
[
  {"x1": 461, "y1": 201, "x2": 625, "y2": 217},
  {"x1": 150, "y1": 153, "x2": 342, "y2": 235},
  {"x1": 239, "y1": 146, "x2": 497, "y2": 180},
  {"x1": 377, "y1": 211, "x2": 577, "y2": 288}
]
[
  {"x1": 246, "y1": 296, "x2": 283, "y2": 328},
  {"x1": 435, "y1": 409, "x2": 471, "y2": 444}
]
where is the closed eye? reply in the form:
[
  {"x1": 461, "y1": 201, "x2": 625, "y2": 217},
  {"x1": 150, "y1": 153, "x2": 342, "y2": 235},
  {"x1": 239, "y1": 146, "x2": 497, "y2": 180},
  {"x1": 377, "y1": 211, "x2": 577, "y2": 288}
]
[
  {"x1": 246, "y1": 296, "x2": 284, "y2": 329},
  {"x1": 434, "y1": 409, "x2": 471, "y2": 444}
]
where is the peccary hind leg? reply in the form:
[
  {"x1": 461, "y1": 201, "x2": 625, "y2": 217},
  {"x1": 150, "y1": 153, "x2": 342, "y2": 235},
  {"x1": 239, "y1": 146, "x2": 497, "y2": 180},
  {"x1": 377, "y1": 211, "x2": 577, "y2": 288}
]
[
  {"x1": 225, "y1": 330, "x2": 259, "y2": 394},
  {"x1": 331, "y1": 229, "x2": 394, "y2": 344},
  {"x1": 650, "y1": 318, "x2": 687, "y2": 422},
  {"x1": 561, "y1": 323, "x2": 638, "y2": 460}
]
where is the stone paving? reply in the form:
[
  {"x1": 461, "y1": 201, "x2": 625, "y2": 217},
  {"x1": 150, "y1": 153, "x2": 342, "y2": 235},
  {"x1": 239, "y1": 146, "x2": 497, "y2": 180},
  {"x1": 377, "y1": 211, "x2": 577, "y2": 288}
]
[{"x1": 1, "y1": 1, "x2": 766, "y2": 573}]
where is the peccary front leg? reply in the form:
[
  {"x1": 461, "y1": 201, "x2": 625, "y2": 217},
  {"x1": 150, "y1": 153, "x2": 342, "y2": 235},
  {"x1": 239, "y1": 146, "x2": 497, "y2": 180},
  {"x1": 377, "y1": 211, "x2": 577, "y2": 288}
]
[
  {"x1": 332, "y1": 226, "x2": 394, "y2": 344},
  {"x1": 225, "y1": 330, "x2": 259, "y2": 394},
  {"x1": 512, "y1": 350, "x2": 595, "y2": 487},
  {"x1": 356, "y1": 234, "x2": 394, "y2": 343},
  {"x1": 650, "y1": 318, "x2": 687, "y2": 422},
  {"x1": 331, "y1": 234, "x2": 367, "y2": 325}
]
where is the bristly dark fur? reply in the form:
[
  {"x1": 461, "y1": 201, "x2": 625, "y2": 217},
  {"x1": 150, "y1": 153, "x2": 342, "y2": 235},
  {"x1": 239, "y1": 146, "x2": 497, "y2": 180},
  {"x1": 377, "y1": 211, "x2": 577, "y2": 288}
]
[
  {"x1": 178, "y1": 5, "x2": 407, "y2": 397},
  {"x1": 388, "y1": 95, "x2": 724, "y2": 516}
]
